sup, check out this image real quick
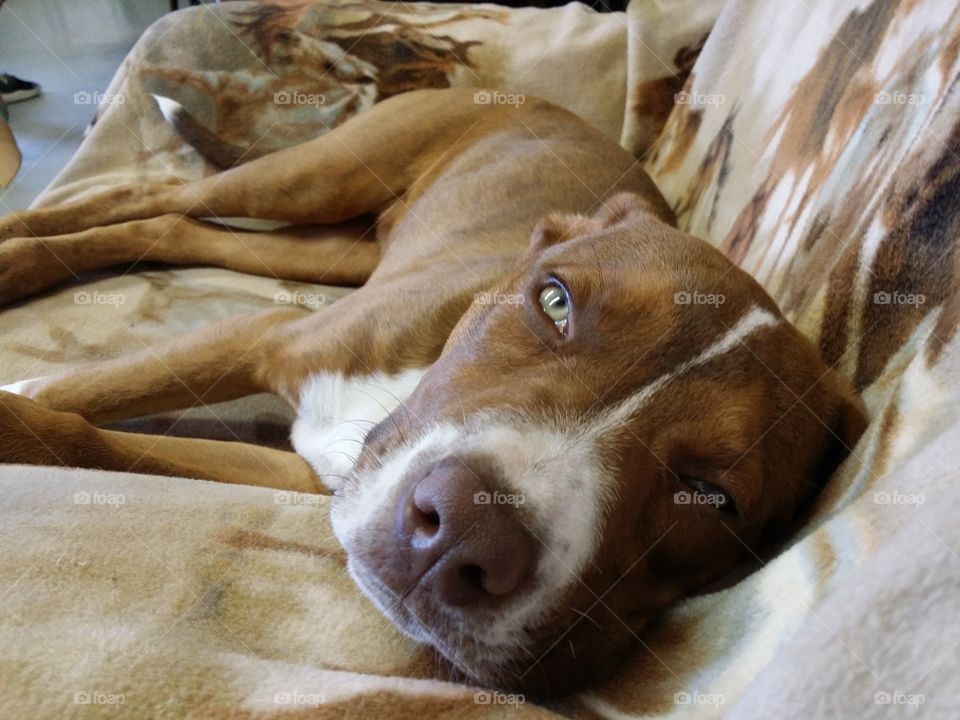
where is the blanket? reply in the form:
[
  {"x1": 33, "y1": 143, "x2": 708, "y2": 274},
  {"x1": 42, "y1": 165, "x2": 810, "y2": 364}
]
[{"x1": 1, "y1": 0, "x2": 957, "y2": 717}]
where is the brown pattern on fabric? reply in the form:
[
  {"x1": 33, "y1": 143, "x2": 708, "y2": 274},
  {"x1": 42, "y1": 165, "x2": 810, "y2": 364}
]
[
  {"x1": 859, "y1": 118, "x2": 960, "y2": 387},
  {"x1": 229, "y1": 0, "x2": 489, "y2": 98},
  {"x1": 630, "y1": 35, "x2": 708, "y2": 160},
  {"x1": 672, "y1": 109, "x2": 735, "y2": 234},
  {"x1": 136, "y1": 0, "x2": 496, "y2": 166},
  {"x1": 816, "y1": 238, "x2": 860, "y2": 372},
  {"x1": 720, "y1": 0, "x2": 898, "y2": 266},
  {"x1": 223, "y1": 529, "x2": 346, "y2": 562},
  {"x1": 680, "y1": 0, "x2": 960, "y2": 394},
  {"x1": 766, "y1": 0, "x2": 898, "y2": 170},
  {"x1": 647, "y1": 79, "x2": 702, "y2": 174}
]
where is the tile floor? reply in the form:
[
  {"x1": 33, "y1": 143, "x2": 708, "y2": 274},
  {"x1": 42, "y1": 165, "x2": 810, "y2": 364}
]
[{"x1": 0, "y1": 0, "x2": 170, "y2": 210}]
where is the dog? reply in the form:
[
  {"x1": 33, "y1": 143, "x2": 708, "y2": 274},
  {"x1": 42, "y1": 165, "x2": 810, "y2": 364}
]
[{"x1": 0, "y1": 88, "x2": 867, "y2": 694}]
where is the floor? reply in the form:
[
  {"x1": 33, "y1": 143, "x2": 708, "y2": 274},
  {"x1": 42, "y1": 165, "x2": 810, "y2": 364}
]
[{"x1": 0, "y1": 0, "x2": 169, "y2": 210}]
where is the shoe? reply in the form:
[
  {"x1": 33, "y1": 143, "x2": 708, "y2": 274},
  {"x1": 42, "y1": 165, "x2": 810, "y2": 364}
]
[{"x1": 0, "y1": 74, "x2": 41, "y2": 104}]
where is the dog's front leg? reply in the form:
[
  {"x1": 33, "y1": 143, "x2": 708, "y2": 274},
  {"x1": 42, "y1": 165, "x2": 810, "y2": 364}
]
[
  {"x1": 0, "y1": 390, "x2": 320, "y2": 491},
  {"x1": 4, "y1": 307, "x2": 308, "y2": 426}
]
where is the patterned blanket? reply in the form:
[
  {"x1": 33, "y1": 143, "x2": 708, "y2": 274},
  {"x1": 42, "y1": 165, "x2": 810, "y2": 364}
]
[{"x1": 1, "y1": 0, "x2": 957, "y2": 717}]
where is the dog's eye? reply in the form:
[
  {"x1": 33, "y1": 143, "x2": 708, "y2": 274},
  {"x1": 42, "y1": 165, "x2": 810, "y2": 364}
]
[
  {"x1": 682, "y1": 476, "x2": 737, "y2": 515},
  {"x1": 538, "y1": 283, "x2": 570, "y2": 333}
]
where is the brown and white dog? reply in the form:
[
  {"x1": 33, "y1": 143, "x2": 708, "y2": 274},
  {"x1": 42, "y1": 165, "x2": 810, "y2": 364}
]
[{"x1": 0, "y1": 88, "x2": 866, "y2": 694}]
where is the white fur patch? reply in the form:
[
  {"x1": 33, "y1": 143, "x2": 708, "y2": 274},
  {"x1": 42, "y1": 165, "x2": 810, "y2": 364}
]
[
  {"x1": 291, "y1": 369, "x2": 425, "y2": 492},
  {"x1": 331, "y1": 414, "x2": 613, "y2": 653},
  {"x1": 591, "y1": 305, "x2": 780, "y2": 437}
]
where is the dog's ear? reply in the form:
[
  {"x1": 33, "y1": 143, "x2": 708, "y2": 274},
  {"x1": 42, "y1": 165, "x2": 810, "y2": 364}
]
[
  {"x1": 530, "y1": 192, "x2": 667, "y2": 253},
  {"x1": 808, "y1": 366, "x2": 869, "y2": 488},
  {"x1": 591, "y1": 192, "x2": 665, "y2": 226},
  {"x1": 529, "y1": 213, "x2": 601, "y2": 252}
]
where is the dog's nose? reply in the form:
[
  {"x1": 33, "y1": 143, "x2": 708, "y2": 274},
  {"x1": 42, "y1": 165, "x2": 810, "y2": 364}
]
[{"x1": 396, "y1": 458, "x2": 532, "y2": 606}]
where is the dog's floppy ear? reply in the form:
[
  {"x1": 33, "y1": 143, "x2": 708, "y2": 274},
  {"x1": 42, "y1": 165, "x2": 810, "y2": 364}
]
[
  {"x1": 529, "y1": 192, "x2": 669, "y2": 252},
  {"x1": 809, "y1": 366, "x2": 869, "y2": 488},
  {"x1": 529, "y1": 213, "x2": 602, "y2": 251}
]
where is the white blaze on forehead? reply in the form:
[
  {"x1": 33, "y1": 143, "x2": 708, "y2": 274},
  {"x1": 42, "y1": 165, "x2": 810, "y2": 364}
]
[{"x1": 591, "y1": 305, "x2": 781, "y2": 438}]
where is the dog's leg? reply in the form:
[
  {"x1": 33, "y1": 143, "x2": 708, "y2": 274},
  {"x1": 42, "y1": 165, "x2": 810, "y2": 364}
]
[
  {"x1": 0, "y1": 390, "x2": 321, "y2": 491},
  {"x1": 5, "y1": 308, "x2": 308, "y2": 425},
  {"x1": 0, "y1": 214, "x2": 379, "y2": 305},
  {"x1": 0, "y1": 88, "x2": 490, "y2": 240}
]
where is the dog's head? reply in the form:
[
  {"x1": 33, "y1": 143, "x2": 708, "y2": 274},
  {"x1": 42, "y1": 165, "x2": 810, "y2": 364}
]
[{"x1": 331, "y1": 193, "x2": 866, "y2": 694}]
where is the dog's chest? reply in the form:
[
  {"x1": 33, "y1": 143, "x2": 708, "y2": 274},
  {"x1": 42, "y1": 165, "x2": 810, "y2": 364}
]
[{"x1": 290, "y1": 369, "x2": 426, "y2": 492}]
